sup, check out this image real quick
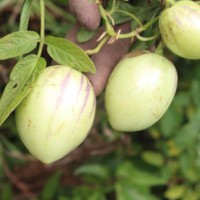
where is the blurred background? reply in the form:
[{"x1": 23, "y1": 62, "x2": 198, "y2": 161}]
[{"x1": 1, "y1": 0, "x2": 200, "y2": 199}]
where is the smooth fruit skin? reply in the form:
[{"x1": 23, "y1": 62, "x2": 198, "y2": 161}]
[
  {"x1": 159, "y1": 0, "x2": 200, "y2": 59},
  {"x1": 15, "y1": 66, "x2": 96, "y2": 164},
  {"x1": 105, "y1": 53, "x2": 177, "y2": 132}
]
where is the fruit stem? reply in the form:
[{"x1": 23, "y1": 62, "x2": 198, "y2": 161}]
[
  {"x1": 136, "y1": 33, "x2": 159, "y2": 42},
  {"x1": 165, "y1": 0, "x2": 176, "y2": 7},
  {"x1": 116, "y1": 16, "x2": 159, "y2": 39},
  {"x1": 37, "y1": 0, "x2": 45, "y2": 57},
  {"x1": 154, "y1": 40, "x2": 165, "y2": 55},
  {"x1": 85, "y1": 36, "x2": 109, "y2": 55},
  {"x1": 98, "y1": 1, "x2": 159, "y2": 40},
  {"x1": 98, "y1": 3, "x2": 116, "y2": 30}
]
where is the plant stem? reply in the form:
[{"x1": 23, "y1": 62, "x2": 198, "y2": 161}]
[
  {"x1": 154, "y1": 40, "x2": 165, "y2": 55},
  {"x1": 98, "y1": 2, "x2": 159, "y2": 39},
  {"x1": 85, "y1": 36, "x2": 109, "y2": 55},
  {"x1": 110, "y1": 16, "x2": 159, "y2": 39},
  {"x1": 136, "y1": 33, "x2": 159, "y2": 42},
  {"x1": 98, "y1": 3, "x2": 115, "y2": 32},
  {"x1": 37, "y1": 0, "x2": 45, "y2": 57},
  {"x1": 165, "y1": 0, "x2": 176, "y2": 7}
]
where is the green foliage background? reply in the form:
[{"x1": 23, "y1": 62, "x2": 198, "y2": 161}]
[{"x1": 0, "y1": 0, "x2": 200, "y2": 199}]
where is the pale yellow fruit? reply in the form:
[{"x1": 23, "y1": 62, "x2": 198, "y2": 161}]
[
  {"x1": 15, "y1": 65, "x2": 96, "y2": 164},
  {"x1": 159, "y1": 0, "x2": 200, "y2": 59},
  {"x1": 105, "y1": 53, "x2": 177, "y2": 132}
]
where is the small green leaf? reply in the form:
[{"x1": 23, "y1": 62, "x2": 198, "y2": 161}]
[
  {"x1": 173, "y1": 123, "x2": 198, "y2": 150},
  {"x1": 1, "y1": 183, "x2": 13, "y2": 200},
  {"x1": 183, "y1": 189, "x2": 199, "y2": 200},
  {"x1": 0, "y1": 143, "x2": 4, "y2": 178},
  {"x1": 72, "y1": 186, "x2": 107, "y2": 200},
  {"x1": 45, "y1": 36, "x2": 96, "y2": 73},
  {"x1": 19, "y1": 0, "x2": 34, "y2": 31},
  {"x1": 159, "y1": 106, "x2": 183, "y2": 138},
  {"x1": 116, "y1": 161, "x2": 167, "y2": 186},
  {"x1": 87, "y1": 190, "x2": 107, "y2": 200},
  {"x1": 77, "y1": 27, "x2": 96, "y2": 43},
  {"x1": 108, "y1": 1, "x2": 143, "y2": 24},
  {"x1": 0, "y1": 31, "x2": 39, "y2": 60},
  {"x1": 75, "y1": 164, "x2": 109, "y2": 179},
  {"x1": 180, "y1": 153, "x2": 200, "y2": 183},
  {"x1": 141, "y1": 151, "x2": 164, "y2": 167},
  {"x1": 191, "y1": 79, "x2": 200, "y2": 106},
  {"x1": 41, "y1": 171, "x2": 62, "y2": 200},
  {"x1": 164, "y1": 185, "x2": 186, "y2": 200},
  {"x1": 115, "y1": 183, "x2": 159, "y2": 200},
  {"x1": 0, "y1": 54, "x2": 46, "y2": 126},
  {"x1": 159, "y1": 92, "x2": 188, "y2": 138},
  {"x1": 0, "y1": 135, "x2": 20, "y2": 152}
]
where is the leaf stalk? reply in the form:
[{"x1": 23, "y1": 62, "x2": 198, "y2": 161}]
[{"x1": 37, "y1": 0, "x2": 45, "y2": 57}]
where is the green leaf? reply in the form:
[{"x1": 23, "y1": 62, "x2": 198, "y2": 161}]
[
  {"x1": 191, "y1": 79, "x2": 200, "y2": 106},
  {"x1": 164, "y1": 185, "x2": 186, "y2": 200},
  {"x1": 116, "y1": 161, "x2": 167, "y2": 187},
  {"x1": 159, "y1": 105, "x2": 183, "y2": 138},
  {"x1": 141, "y1": 151, "x2": 164, "y2": 167},
  {"x1": 19, "y1": 0, "x2": 34, "y2": 31},
  {"x1": 41, "y1": 171, "x2": 62, "y2": 200},
  {"x1": 0, "y1": 31, "x2": 39, "y2": 60},
  {"x1": 1, "y1": 183, "x2": 13, "y2": 200},
  {"x1": 115, "y1": 183, "x2": 159, "y2": 200},
  {"x1": 0, "y1": 135, "x2": 20, "y2": 152},
  {"x1": 183, "y1": 189, "x2": 199, "y2": 200},
  {"x1": 73, "y1": 186, "x2": 107, "y2": 200},
  {"x1": 108, "y1": 1, "x2": 140, "y2": 24},
  {"x1": 77, "y1": 27, "x2": 96, "y2": 43},
  {"x1": 86, "y1": 190, "x2": 106, "y2": 200},
  {"x1": 45, "y1": 36, "x2": 96, "y2": 73},
  {"x1": 173, "y1": 123, "x2": 198, "y2": 151},
  {"x1": 0, "y1": 143, "x2": 4, "y2": 178},
  {"x1": 0, "y1": 54, "x2": 46, "y2": 126},
  {"x1": 180, "y1": 152, "x2": 200, "y2": 182},
  {"x1": 75, "y1": 164, "x2": 109, "y2": 179},
  {"x1": 159, "y1": 92, "x2": 188, "y2": 137}
]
